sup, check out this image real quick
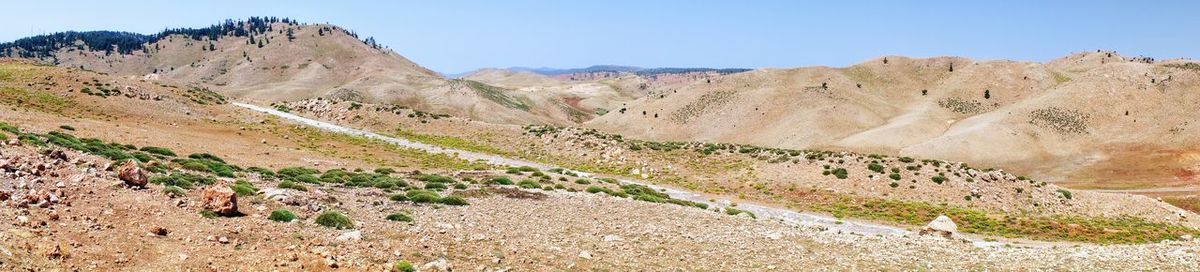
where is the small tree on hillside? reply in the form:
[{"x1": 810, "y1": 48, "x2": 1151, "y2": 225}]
[{"x1": 984, "y1": 90, "x2": 990, "y2": 99}]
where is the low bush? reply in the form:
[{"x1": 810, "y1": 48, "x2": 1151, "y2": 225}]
[
  {"x1": 314, "y1": 211, "x2": 353, "y2": 229},
  {"x1": 868, "y1": 163, "x2": 885, "y2": 174},
  {"x1": 163, "y1": 186, "x2": 186, "y2": 198},
  {"x1": 406, "y1": 190, "x2": 441, "y2": 203},
  {"x1": 725, "y1": 207, "x2": 757, "y2": 219},
  {"x1": 931, "y1": 175, "x2": 947, "y2": 184},
  {"x1": 386, "y1": 213, "x2": 414, "y2": 222},
  {"x1": 139, "y1": 146, "x2": 177, "y2": 157},
  {"x1": 517, "y1": 179, "x2": 541, "y2": 189},
  {"x1": 489, "y1": 176, "x2": 514, "y2": 185},
  {"x1": 268, "y1": 210, "x2": 297, "y2": 222},
  {"x1": 393, "y1": 261, "x2": 415, "y2": 272},
  {"x1": 150, "y1": 172, "x2": 216, "y2": 189},
  {"x1": 277, "y1": 181, "x2": 308, "y2": 191},
  {"x1": 439, "y1": 196, "x2": 469, "y2": 206},
  {"x1": 230, "y1": 180, "x2": 258, "y2": 196},
  {"x1": 574, "y1": 179, "x2": 590, "y2": 185}
]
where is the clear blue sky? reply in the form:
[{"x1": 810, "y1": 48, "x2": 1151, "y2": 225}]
[{"x1": 2, "y1": 0, "x2": 1198, "y2": 74}]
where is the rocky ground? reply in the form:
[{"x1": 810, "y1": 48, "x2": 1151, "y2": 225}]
[{"x1": 3, "y1": 137, "x2": 1200, "y2": 271}]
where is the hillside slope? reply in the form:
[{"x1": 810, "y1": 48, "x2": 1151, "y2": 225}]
[
  {"x1": 0, "y1": 18, "x2": 579, "y2": 125},
  {"x1": 587, "y1": 51, "x2": 1200, "y2": 188}
]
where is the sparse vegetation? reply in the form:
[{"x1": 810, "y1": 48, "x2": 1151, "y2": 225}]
[
  {"x1": 1029, "y1": 107, "x2": 1090, "y2": 134},
  {"x1": 385, "y1": 212, "x2": 414, "y2": 222},
  {"x1": 268, "y1": 210, "x2": 297, "y2": 222},
  {"x1": 314, "y1": 211, "x2": 354, "y2": 229}
]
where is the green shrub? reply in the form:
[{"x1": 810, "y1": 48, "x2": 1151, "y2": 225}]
[
  {"x1": 889, "y1": 173, "x2": 901, "y2": 181},
  {"x1": 439, "y1": 196, "x2": 469, "y2": 206},
  {"x1": 149, "y1": 172, "x2": 216, "y2": 189},
  {"x1": 393, "y1": 261, "x2": 415, "y2": 272},
  {"x1": 517, "y1": 179, "x2": 540, "y2": 189},
  {"x1": 163, "y1": 186, "x2": 186, "y2": 198},
  {"x1": 574, "y1": 179, "x2": 590, "y2": 185},
  {"x1": 416, "y1": 174, "x2": 455, "y2": 184},
  {"x1": 188, "y1": 153, "x2": 226, "y2": 163},
  {"x1": 230, "y1": 180, "x2": 258, "y2": 196},
  {"x1": 129, "y1": 152, "x2": 153, "y2": 163},
  {"x1": 139, "y1": 146, "x2": 177, "y2": 157},
  {"x1": 516, "y1": 166, "x2": 538, "y2": 172},
  {"x1": 199, "y1": 210, "x2": 218, "y2": 219},
  {"x1": 586, "y1": 186, "x2": 606, "y2": 193},
  {"x1": 898, "y1": 157, "x2": 915, "y2": 163},
  {"x1": 0, "y1": 122, "x2": 18, "y2": 134},
  {"x1": 277, "y1": 167, "x2": 321, "y2": 178},
  {"x1": 867, "y1": 163, "x2": 885, "y2": 174},
  {"x1": 389, "y1": 194, "x2": 408, "y2": 201},
  {"x1": 374, "y1": 168, "x2": 396, "y2": 175},
  {"x1": 314, "y1": 211, "x2": 353, "y2": 229},
  {"x1": 58, "y1": 125, "x2": 75, "y2": 131},
  {"x1": 833, "y1": 168, "x2": 849, "y2": 179},
  {"x1": 889, "y1": 182, "x2": 899, "y2": 188},
  {"x1": 453, "y1": 183, "x2": 468, "y2": 189},
  {"x1": 406, "y1": 190, "x2": 441, "y2": 203},
  {"x1": 725, "y1": 207, "x2": 757, "y2": 219},
  {"x1": 931, "y1": 175, "x2": 947, "y2": 184},
  {"x1": 268, "y1": 210, "x2": 297, "y2": 222},
  {"x1": 277, "y1": 181, "x2": 308, "y2": 191},
  {"x1": 489, "y1": 176, "x2": 514, "y2": 185},
  {"x1": 293, "y1": 174, "x2": 320, "y2": 184},
  {"x1": 386, "y1": 213, "x2": 414, "y2": 222},
  {"x1": 1057, "y1": 189, "x2": 1073, "y2": 199}
]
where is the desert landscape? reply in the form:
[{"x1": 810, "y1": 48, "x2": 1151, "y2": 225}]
[{"x1": 1, "y1": 8, "x2": 1199, "y2": 271}]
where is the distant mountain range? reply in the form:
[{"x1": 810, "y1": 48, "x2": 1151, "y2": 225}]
[{"x1": 446, "y1": 65, "x2": 752, "y2": 78}]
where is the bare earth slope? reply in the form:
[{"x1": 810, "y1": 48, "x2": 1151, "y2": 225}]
[{"x1": 588, "y1": 51, "x2": 1200, "y2": 189}]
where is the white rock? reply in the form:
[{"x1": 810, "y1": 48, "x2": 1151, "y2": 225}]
[
  {"x1": 578, "y1": 250, "x2": 593, "y2": 259},
  {"x1": 602, "y1": 235, "x2": 623, "y2": 242},
  {"x1": 926, "y1": 215, "x2": 957, "y2": 233},
  {"x1": 336, "y1": 230, "x2": 362, "y2": 241},
  {"x1": 421, "y1": 258, "x2": 450, "y2": 271}
]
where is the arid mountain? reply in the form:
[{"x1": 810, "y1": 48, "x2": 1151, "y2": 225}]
[
  {"x1": 587, "y1": 51, "x2": 1200, "y2": 189},
  {"x1": 0, "y1": 18, "x2": 588, "y2": 125}
]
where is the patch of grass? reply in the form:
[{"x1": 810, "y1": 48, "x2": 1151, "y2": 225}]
[
  {"x1": 150, "y1": 172, "x2": 216, "y2": 189},
  {"x1": 0, "y1": 87, "x2": 77, "y2": 114},
  {"x1": 724, "y1": 207, "x2": 757, "y2": 219},
  {"x1": 438, "y1": 196, "x2": 469, "y2": 206},
  {"x1": 799, "y1": 194, "x2": 1200, "y2": 244},
  {"x1": 314, "y1": 211, "x2": 354, "y2": 229},
  {"x1": 230, "y1": 180, "x2": 258, "y2": 196},
  {"x1": 139, "y1": 146, "x2": 177, "y2": 157},
  {"x1": 517, "y1": 179, "x2": 541, "y2": 189},
  {"x1": 489, "y1": 176, "x2": 514, "y2": 185},
  {"x1": 277, "y1": 181, "x2": 308, "y2": 191},
  {"x1": 393, "y1": 260, "x2": 416, "y2": 272},
  {"x1": 406, "y1": 190, "x2": 442, "y2": 203},
  {"x1": 386, "y1": 213, "x2": 414, "y2": 222},
  {"x1": 268, "y1": 210, "x2": 297, "y2": 222},
  {"x1": 391, "y1": 129, "x2": 512, "y2": 157},
  {"x1": 163, "y1": 186, "x2": 186, "y2": 198}
]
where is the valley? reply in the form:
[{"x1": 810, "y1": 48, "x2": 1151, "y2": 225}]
[{"x1": 1, "y1": 16, "x2": 1199, "y2": 270}]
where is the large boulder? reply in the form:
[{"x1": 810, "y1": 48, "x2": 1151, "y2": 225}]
[
  {"x1": 919, "y1": 215, "x2": 958, "y2": 238},
  {"x1": 201, "y1": 183, "x2": 239, "y2": 216},
  {"x1": 116, "y1": 161, "x2": 147, "y2": 187}
]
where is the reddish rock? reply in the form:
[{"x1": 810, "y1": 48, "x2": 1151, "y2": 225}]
[
  {"x1": 116, "y1": 161, "x2": 147, "y2": 187},
  {"x1": 201, "y1": 184, "x2": 238, "y2": 216}
]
